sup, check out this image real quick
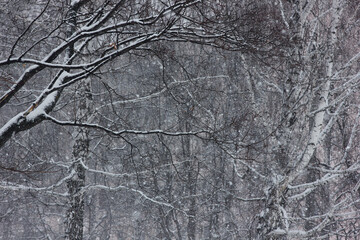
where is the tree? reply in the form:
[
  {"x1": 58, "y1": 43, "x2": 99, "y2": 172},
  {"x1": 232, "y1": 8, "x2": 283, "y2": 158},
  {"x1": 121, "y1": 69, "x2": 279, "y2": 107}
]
[
  {"x1": 0, "y1": 0, "x2": 360, "y2": 239},
  {"x1": 241, "y1": 0, "x2": 360, "y2": 238},
  {"x1": 0, "y1": 0, "x2": 223, "y2": 238}
]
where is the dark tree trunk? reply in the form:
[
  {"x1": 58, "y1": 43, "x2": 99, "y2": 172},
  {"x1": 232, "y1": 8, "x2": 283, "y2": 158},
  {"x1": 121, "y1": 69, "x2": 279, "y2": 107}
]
[
  {"x1": 63, "y1": 1, "x2": 91, "y2": 239},
  {"x1": 65, "y1": 159, "x2": 86, "y2": 240}
]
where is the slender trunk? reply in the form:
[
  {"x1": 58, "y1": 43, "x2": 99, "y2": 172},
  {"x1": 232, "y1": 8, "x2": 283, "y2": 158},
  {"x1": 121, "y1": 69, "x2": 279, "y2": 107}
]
[
  {"x1": 65, "y1": 78, "x2": 91, "y2": 240},
  {"x1": 181, "y1": 106, "x2": 197, "y2": 240},
  {"x1": 185, "y1": 136, "x2": 197, "y2": 240},
  {"x1": 65, "y1": 159, "x2": 86, "y2": 240},
  {"x1": 187, "y1": 171, "x2": 197, "y2": 240},
  {"x1": 64, "y1": 2, "x2": 91, "y2": 239},
  {"x1": 304, "y1": 154, "x2": 319, "y2": 231}
]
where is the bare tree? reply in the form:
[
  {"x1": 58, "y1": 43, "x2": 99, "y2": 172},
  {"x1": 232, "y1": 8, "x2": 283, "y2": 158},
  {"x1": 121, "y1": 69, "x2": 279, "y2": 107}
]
[{"x1": 0, "y1": 0, "x2": 359, "y2": 239}]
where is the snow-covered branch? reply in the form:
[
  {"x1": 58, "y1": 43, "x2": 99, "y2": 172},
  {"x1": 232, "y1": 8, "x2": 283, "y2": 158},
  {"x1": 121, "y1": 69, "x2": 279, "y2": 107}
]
[{"x1": 44, "y1": 114, "x2": 210, "y2": 138}]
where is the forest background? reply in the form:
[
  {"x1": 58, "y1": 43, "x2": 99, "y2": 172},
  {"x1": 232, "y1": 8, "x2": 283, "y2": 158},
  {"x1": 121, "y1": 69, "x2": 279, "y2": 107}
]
[{"x1": 0, "y1": 0, "x2": 359, "y2": 239}]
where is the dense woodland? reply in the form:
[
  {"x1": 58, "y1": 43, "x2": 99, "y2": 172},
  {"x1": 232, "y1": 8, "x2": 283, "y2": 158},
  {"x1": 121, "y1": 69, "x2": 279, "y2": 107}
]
[{"x1": 0, "y1": 0, "x2": 359, "y2": 239}]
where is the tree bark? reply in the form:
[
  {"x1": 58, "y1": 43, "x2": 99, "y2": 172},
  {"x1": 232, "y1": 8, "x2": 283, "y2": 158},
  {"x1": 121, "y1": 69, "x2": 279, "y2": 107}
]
[{"x1": 64, "y1": 1, "x2": 91, "y2": 239}]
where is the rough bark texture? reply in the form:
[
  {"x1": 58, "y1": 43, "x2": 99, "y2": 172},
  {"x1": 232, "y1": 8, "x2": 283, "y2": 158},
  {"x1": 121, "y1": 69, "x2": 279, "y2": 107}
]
[
  {"x1": 65, "y1": 78, "x2": 91, "y2": 240},
  {"x1": 64, "y1": 2, "x2": 91, "y2": 239},
  {"x1": 65, "y1": 158, "x2": 86, "y2": 240}
]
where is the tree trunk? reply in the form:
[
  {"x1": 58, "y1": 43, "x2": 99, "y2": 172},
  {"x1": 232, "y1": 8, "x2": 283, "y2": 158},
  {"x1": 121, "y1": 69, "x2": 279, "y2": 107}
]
[
  {"x1": 181, "y1": 106, "x2": 198, "y2": 240},
  {"x1": 65, "y1": 158, "x2": 86, "y2": 240},
  {"x1": 65, "y1": 78, "x2": 91, "y2": 240},
  {"x1": 64, "y1": 1, "x2": 91, "y2": 239},
  {"x1": 257, "y1": 181, "x2": 288, "y2": 240}
]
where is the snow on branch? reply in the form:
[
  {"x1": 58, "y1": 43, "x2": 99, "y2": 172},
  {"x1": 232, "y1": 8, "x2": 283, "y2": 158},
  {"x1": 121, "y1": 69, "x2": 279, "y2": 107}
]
[
  {"x1": 0, "y1": 71, "x2": 69, "y2": 148},
  {"x1": 0, "y1": 169, "x2": 76, "y2": 197},
  {"x1": 96, "y1": 75, "x2": 229, "y2": 109},
  {"x1": 44, "y1": 114, "x2": 210, "y2": 138},
  {"x1": 83, "y1": 184, "x2": 180, "y2": 212},
  {"x1": 79, "y1": 158, "x2": 192, "y2": 179},
  {"x1": 0, "y1": 0, "x2": 202, "y2": 111}
]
